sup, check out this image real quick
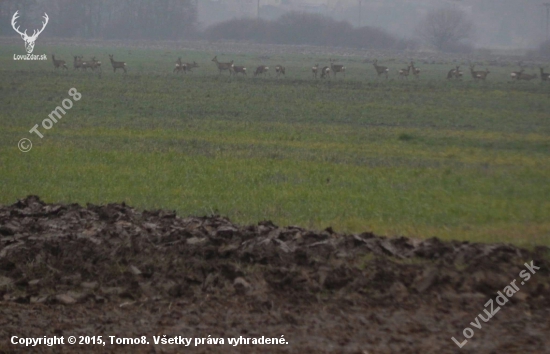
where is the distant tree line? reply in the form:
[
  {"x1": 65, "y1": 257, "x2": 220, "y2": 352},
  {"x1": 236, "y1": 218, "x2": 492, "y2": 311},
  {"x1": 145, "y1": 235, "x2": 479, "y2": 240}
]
[
  {"x1": 203, "y1": 12, "x2": 414, "y2": 50},
  {"x1": 0, "y1": 0, "x2": 197, "y2": 39},
  {"x1": 1, "y1": 1, "x2": 548, "y2": 53},
  {"x1": 0, "y1": 3, "x2": 412, "y2": 51},
  {"x1": 1, "y1": 1, "x2": 483, "y2": 53}
]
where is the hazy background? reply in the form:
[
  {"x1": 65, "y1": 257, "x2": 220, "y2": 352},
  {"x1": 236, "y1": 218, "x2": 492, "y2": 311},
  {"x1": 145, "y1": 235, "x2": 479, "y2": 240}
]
[
  {"x1": 1, "y1": 0, "x2": 549, "y2": 50},
  {"x1": 199, "y1": 0, "x2": 549, "y2": 49}
]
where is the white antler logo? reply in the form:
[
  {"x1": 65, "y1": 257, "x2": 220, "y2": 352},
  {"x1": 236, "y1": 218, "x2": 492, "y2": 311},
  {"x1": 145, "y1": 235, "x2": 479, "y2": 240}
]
[{"x1": 11, "y1": 11, "x2": 49, "y2": 54}]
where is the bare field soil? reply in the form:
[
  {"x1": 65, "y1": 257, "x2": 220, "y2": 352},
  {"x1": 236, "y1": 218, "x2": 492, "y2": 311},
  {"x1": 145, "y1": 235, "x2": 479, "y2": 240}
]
[{"x1": 1, "y1": 197, "x2": 549, "y2": 353}]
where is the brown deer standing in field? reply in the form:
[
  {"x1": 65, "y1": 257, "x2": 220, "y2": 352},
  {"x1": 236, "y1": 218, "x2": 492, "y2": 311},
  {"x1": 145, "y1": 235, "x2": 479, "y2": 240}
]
[
  {"x1": 254, "y1": 65, "x2": 269, "y2": 77},
  {"x1": 211, "y1": 56, "x2": 233, "y2": 75},
  {"x1": 320, "y1": 66, "x2": 330, "y2": 79},
  {"x1": 174, "y1": 57, "x2": 186, "y2": 73},
  {"x1": 109, "y1": 54, "x2": 127, "y2": 73},
  {"x1": 231, "y1": 64, "x2": 247, "y2": 76},
  {"x1": 540, "y1": 67, "x2": 550, "y2": 81},
  {"x1": 89, "y1": 56, "x2": 101, "y2": 71},
  {"x1": 410, "y1": 61, "x2": 420, "y2": 78},
  {"x1": 510, "y1": 69, "x2": 524, "y2": 80},
  {"x1": 447, "y1": 66, "x2": 462, "y2": 79},
  {"x1": 275, "y1": 65, "x2": 285, "y2": 78},
  {"x1": 80, "y1": 59, "x2": 95, "y2": 71},
  {"x1": 373, "y1": 60, "x2": 389, "y2": 79},
  {"x1": 183, "y1": 61, "x2": 199, "y2": 73},
  {"x1": 446, "y1": 67, "x2": 456, "y2": 79},
  {"x1": 174, "y1": 59, "x2": 199, "y2": 74},
  {"x1": 470, "y1": 65, "x2": 489, "y2": 81},
  {"x1": 74, "y1": 55, "x2": 96, "y2": 71},
  {"x1": 330, "y1": 59, "x2": 346, "y2": 77},
  {"x1": 509, "y1": 61, "x2": 525, "y2": 80},
  {"x1": 51, "y1": 55, "x2": 67, "y2": 70},
  {"x1": 73, "y1": 56, "x2": 83, "y2": 70},
  {"x1": 516, "y1": 72, "x2": 537, "y2": 81},
  {"x1": 312, "y1": 64, "x2": 319, "y2": 78},
  {"x1": 397, "y1": 65, "x2": 411, "y2": 80}
]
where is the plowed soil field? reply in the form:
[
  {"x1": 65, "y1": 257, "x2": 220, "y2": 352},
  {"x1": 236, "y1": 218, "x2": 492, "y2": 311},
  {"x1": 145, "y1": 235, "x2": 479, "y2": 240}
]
[{"x1": 1, "y1": 197, "x2": 549, "y2": 353}]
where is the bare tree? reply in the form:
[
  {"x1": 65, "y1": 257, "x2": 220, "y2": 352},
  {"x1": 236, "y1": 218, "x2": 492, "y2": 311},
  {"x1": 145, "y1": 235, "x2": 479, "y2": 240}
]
[{"x1": 416, "y1": 7, "x2": 474, "y2": 51}]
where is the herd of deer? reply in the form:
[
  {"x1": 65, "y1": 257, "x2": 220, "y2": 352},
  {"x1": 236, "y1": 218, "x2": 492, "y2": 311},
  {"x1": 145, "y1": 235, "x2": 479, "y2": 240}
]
[
  {"x1": 508, "y1": 67, "x2": 550, "y2": 82},
  {"x1": 461, "y1": 65, "x2": 549, "y2": 82},
  {"x1": 50, "y1": 53, "x2": 550, "y2": 82},
  {"x1": 310, "y1": 60, "x2": 347, "y2": 78},
  {"x1": 174, "y1": 57, "x2": 200, "y2": 74},
  {"x1": 51, "y1": 54, "x2": 126, "y2": 73},
  {"x1": 375, "y1": 60, "x2": 549, "y2": 82},
  {"x1": 210, "y1": 56, "x2": 286, "y2": 78}
]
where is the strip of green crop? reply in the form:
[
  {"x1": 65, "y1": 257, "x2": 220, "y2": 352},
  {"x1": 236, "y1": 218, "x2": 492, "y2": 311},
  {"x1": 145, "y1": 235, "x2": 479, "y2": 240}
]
[{"x1": 1, "y1": 43, "x2": 549, "y2": 247}]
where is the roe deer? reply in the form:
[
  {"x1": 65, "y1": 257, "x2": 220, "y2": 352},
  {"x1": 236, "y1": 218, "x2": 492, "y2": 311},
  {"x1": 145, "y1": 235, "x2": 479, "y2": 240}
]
[
  {"x1": 510, "y1": 69, "x2": 524, "y2": 80},
  {"x1": 254, "y1": 65, "x2": 269, "y2": 77},
  {"x1": 447, "y1": 66, "x2": 462, "y2": 79},
  {"x1": 470, "y1": 65, "x2": 489, "y2": 80},
  {"x1": 51, "y1": 55, "x2": 67, "y2": 70},
  {"x1": 88, "y1": 56, "x2": 101, "y2": 71},
  {"x1": 398, "y1": 65, "x2": 411, "y2": 79},
  {"x1": 516, "y1": 72, "x2": 537, "y2": 81},
  {"x1": 80, "y1": 57, "x2": 101, "y2": 71},
  {"x1": 447, "y1": 67, "x2": 456, "y2": 79},
  {"x1": 174, "y1": 57, "x2": 186, "y2": 73},
  {"x1": 373, "y1": 60, "x2": 389, "y2": 79},
  {"x1": 211, "y1": 56, "x2": 233, "y2": 75},
  {"x1": 455, "y1": 66, "x2": 463, "y2": 79},
  {"x1": 312, "y1": 64, "x2": 319, "y2": 78},
  {"x1": 73, "y1": 55, "x2": 83, "y2": 70},
  {"x1": 320, "y1": 66, "x2": 330, "y2": 79},
  {"x1": 80, "y1": 59, "x2": 94, "y2": 71},
  {"x1": 109, "y1": 54, "x2": 127, "y2": 73},
  {"x1": 79, "y1": 56, "x2": 99, "y2": 71},
  {"x1": 275, "y1": 65, "x2": 285, "y2": 78},
  {"x1": 231, "y1": 64, "x2": 247, "y2": 76},
  {"x1": 330, "y1": 59, "x2": 346, "y2": 77},
  {"x1": 410, "y1": 61, "x2": 420, "y2": 78},
  {"x1": 184, "y1": 61, "x2": 199, "y2": 72}
]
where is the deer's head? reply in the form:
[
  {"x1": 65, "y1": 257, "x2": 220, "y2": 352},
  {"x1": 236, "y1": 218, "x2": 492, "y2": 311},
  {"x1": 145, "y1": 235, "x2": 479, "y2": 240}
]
[{"x1": 12, "y1": 11, "x2": 49, "y2": 54}]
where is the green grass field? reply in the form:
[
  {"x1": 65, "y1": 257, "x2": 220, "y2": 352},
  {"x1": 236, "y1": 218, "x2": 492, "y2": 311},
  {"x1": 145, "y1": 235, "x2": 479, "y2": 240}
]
[{"x1": 1, "y1": 42, "x2": 549, "y2": 247}]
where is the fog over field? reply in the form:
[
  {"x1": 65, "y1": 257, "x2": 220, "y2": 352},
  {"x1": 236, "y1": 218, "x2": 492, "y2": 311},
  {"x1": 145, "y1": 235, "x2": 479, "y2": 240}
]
[
  {"x1": 198, "y1": 0, "x2": 547, "y2": 49},
  {"x1": 1, "y1": 0, "x2": 549, "y2": 50}
]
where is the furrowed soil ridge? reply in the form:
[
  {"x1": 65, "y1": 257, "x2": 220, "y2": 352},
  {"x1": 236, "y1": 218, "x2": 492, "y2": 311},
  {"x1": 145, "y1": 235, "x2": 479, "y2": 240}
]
[{"x1": 1, "y1": 196, "x2": 549, "y2": 353}]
